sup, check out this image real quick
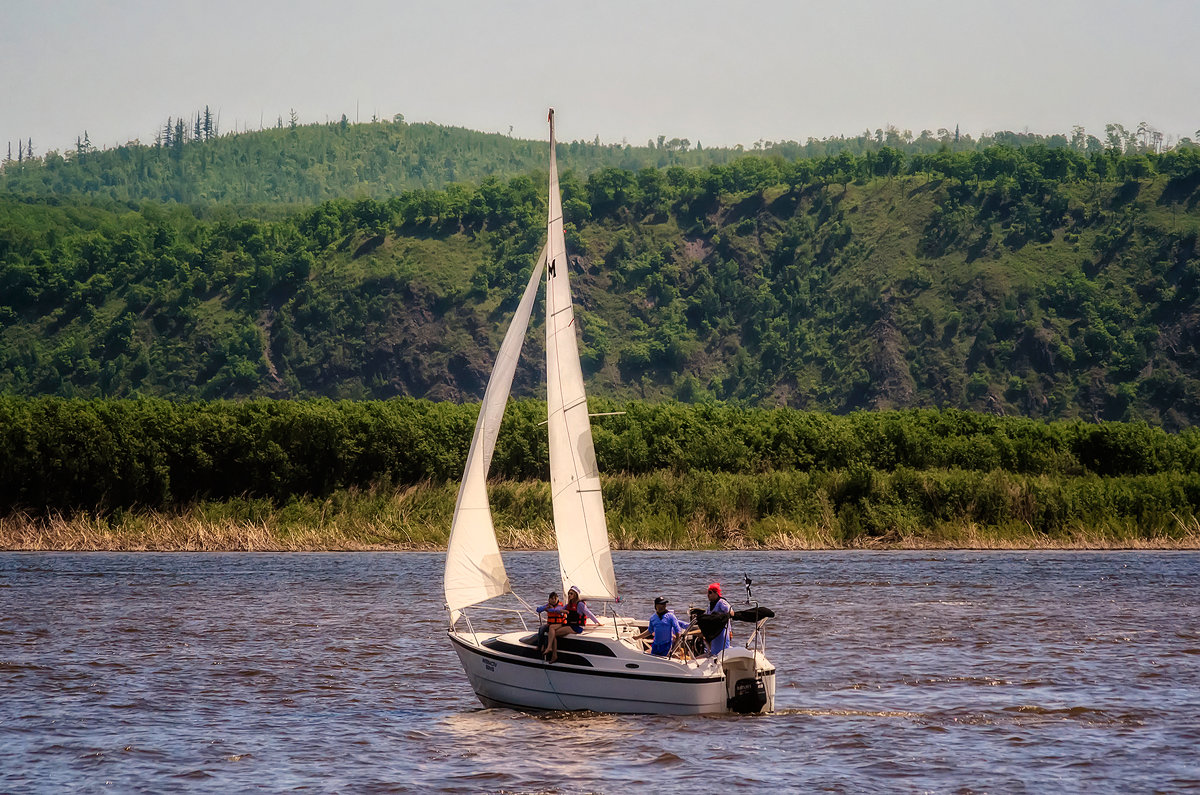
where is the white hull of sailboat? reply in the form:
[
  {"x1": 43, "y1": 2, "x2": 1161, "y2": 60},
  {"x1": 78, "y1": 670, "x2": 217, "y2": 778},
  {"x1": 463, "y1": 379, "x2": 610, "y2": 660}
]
[{"x1": 448, "y1": 628, "x2": 776, "y2": 715}]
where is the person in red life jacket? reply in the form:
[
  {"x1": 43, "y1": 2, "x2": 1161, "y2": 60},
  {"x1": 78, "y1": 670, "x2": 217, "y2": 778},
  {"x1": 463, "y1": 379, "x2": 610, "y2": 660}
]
[
  {"x1": 535, "y1": 592, "x2": 567, "y2": 658},
  {"x1": 564, "y1": 586, "x2": 599, "y2": 631},
  {"x1": 544, "y1": 586, "x2": 599, "y2": 663}
]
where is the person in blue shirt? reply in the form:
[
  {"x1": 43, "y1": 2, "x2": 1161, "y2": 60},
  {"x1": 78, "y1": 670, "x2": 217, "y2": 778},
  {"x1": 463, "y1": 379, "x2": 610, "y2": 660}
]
[
  {"x1": 704, "y1": 582, "x2": 733, "y2": 655},
  {"x1": 635, "y1": 596, "x2": 685, "y2": 657}
]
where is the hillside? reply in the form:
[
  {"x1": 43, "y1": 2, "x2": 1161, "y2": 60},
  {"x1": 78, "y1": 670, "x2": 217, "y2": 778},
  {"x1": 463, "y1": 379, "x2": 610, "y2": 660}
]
[
  {"x1": 0, "y1": 117, "x2": 769, "y2": 205},
  {"x1": 3, "y1": 144, "x2": 1200, "y2": 427},
  {"x1": 2, "y1": 114, "x2": 1105, "y2": 206}
]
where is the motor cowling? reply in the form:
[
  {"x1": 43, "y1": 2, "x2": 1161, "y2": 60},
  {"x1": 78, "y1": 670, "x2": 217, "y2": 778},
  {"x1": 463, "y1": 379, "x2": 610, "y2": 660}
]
[{"x1": 727, "y1": 676, "x2": 768, "y2": 714}]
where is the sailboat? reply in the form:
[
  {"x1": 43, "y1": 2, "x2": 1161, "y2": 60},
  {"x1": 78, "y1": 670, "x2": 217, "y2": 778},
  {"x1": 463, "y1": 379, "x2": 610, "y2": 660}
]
[{"x1": 442, "y1": 110, "x2": 776, "y2": 715}]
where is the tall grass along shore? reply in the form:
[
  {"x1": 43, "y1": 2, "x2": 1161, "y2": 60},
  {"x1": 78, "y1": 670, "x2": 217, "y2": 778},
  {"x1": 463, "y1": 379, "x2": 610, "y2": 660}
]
[
  {"x1": 3, "y1": 398, "x2": 1199, "y2": 551},
  {"x1": 4, "y1": 473, "x2": 1198, "y2": 552}
]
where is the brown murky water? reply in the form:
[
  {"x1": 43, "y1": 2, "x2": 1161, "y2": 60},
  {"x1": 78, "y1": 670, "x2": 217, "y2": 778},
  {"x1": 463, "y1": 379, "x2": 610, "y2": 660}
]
[{"x1": 2, "y1": 550, "x2": 1198, "y2": 793}]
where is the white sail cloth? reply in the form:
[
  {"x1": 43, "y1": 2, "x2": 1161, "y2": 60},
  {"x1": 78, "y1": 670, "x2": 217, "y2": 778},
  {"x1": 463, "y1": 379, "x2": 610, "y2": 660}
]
[
  {"x1": 444, "y1": 109, "x2": 620, "y2": 622},
  {"x1": 544, "y1": 109, "x2": 619, "y2": 604},
  {"x1": 444, "y1": 246, "x2": 547, "y2": 623}
]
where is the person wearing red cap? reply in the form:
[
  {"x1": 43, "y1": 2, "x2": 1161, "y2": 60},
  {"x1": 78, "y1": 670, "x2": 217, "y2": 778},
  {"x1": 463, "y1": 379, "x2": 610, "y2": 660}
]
[{"x1": 704, "y1": 582, "x2": 733, "y2": 654}]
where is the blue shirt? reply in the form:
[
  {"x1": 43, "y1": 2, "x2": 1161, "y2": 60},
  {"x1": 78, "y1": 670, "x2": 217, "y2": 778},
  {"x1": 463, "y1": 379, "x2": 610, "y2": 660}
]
[
  {"x1": 647, "y1": 610, "x2": 684, "y2": 655},
  {"x1": 705, "y1": 597, "x2": 732, "y2": 654}
]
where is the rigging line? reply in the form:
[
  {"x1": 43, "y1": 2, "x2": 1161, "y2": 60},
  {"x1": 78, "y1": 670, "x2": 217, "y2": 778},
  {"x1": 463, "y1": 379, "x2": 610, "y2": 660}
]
[
  {"x1": 561, "y1": 547, "x2": 614, "y2": 593},
  {"x1": 566, "y1": 494, "x2": 615, "y2": 592},
  {"x1": 512, "y1": 593, "x2": 535, "y2": 614}
]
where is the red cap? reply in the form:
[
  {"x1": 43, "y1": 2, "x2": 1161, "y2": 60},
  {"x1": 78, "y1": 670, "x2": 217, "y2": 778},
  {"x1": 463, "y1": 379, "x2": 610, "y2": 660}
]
[{"x1": 707, "y1": 582, "x2": 722, "y2": 596}]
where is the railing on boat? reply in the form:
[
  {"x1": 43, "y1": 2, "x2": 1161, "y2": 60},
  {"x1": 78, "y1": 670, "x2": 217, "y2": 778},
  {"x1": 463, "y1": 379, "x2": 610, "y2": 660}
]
[{"x1": 453, "y1": 604, "x2": 531, "y2": 646}]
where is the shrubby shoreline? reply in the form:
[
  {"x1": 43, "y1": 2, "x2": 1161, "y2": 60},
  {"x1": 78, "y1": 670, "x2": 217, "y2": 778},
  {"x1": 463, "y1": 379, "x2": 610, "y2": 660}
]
[{"x1": 3, "y1": 399, "x2": 1199, "y2": 552}]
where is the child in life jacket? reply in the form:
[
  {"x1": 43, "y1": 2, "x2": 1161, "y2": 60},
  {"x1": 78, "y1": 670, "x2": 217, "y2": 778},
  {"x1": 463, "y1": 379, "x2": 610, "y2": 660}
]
[
  {"x1": 544, "y1": 586, "x2": 599, "y2": 663},
  {"x1": 535, "y1": 592, "x2": 566, "y2": 658}
]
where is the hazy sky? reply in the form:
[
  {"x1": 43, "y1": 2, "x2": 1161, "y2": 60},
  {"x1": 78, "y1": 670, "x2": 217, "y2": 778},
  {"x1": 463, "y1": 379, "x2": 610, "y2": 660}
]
[{"x1": 3, "y1": 0, "x2": 1198, "y2": 155}]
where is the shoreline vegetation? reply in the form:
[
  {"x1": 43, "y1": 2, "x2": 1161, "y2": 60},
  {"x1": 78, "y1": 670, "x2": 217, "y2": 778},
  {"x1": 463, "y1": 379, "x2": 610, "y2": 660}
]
[
  {"x1": 3, "y1": 398, "x2": 1200, "y2": 552},
  {"x1": 3, "y1": 477, "x2": 1199, "y2": 553}
]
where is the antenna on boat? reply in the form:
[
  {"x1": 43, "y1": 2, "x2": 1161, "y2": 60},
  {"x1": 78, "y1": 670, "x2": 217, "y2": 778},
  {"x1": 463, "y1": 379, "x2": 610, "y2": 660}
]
[{"x1": 744, "y1": 573, "x2": 756, "y2": 606}]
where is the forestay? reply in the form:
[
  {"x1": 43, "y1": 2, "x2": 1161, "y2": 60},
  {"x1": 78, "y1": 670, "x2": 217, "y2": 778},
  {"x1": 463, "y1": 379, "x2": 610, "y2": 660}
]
[
  {"x1": 544, "y1": 109, "x2": 619, "y2": 603},
  {"x1": 444, "y1": 245, "x2": 547, "y2": 623}
]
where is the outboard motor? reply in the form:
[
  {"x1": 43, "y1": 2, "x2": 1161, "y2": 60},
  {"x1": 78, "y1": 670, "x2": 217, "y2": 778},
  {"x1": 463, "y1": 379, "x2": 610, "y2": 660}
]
[
  {"x1": 724, "y1": 573, "x2": 775, "y2": 713},
  {"x1": 728, "y1": 675, "x2": 769, "y2": 714}
]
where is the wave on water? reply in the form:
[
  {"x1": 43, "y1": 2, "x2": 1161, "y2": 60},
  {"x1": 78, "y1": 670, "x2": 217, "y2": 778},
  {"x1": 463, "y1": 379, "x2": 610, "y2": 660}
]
[
  {"x1": 774, "y1": 708, "x2": 926, "y2": 719},
  {"x1": 4, "y1": 550, "x2": 1198, "y2": 793},
  {"x1": 171, "y1": 770, "x2": 215, "y2": 780},
  {"x1": 999, "y1": 705, "x2": 1146, "y2": 725},
  {"x1": 766, "y1": 704, "x2": 1146, "y2": 728}
]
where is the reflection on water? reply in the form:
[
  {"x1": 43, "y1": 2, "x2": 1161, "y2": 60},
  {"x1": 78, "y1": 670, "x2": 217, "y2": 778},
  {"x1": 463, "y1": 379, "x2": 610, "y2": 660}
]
[{"x1": 1, "y1": 550, "x2": 1198, "y2": 793}]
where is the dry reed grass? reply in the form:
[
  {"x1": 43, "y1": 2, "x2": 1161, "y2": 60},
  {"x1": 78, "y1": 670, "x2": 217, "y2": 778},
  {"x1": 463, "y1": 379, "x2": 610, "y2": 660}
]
[{"x1": 3, "y1": 484, "x2": 1199, "y2": 552}]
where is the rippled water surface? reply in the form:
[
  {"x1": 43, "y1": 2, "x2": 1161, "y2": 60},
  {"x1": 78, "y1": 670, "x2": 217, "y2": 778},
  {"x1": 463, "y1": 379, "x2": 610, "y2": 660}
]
[{"x1": 2, "y1": 551, "x2": 1199, "y2": 793}]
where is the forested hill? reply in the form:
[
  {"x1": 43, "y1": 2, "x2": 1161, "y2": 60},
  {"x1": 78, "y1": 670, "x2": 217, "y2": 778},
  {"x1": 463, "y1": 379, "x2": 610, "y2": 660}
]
[
  {"x1": 1, "y1": 113, "x2": 1125, "y2": 206},
  {"x1": 3, "y1": 144, "x2": 1200, "y2": 428}
]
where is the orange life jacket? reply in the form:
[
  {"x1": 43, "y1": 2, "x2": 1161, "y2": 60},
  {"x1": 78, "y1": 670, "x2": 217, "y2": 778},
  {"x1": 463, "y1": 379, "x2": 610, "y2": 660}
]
[{"x1": 545, "y1": 605, "x2": 567, "y2": 624}]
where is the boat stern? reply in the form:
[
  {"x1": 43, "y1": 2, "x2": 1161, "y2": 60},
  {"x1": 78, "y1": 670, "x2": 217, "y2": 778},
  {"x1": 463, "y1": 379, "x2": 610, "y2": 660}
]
[{"x1": 719, "y1": 649, "x2": 776, "y2": 714}]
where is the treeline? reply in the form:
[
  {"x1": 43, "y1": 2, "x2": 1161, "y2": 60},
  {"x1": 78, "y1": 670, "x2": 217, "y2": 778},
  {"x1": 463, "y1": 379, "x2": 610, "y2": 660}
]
[
  {"x1": 2, "y1": 396, "x2": 1199, "y2": 516},
  {"x1": 2, "y1": 113, "x2": 1188, "y2": 205},
  {"x1": 0, "y1": 117, "x2": 768, "y2": 205},
  {"x1": 3, "y1": 144, "x2": 1200, "y2": 425}
]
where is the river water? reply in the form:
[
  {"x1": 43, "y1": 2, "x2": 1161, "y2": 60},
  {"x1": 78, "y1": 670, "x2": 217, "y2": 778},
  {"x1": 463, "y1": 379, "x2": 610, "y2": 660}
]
[{"x1": 1, "y1": 550, "x2": 1198, "y2": 793}]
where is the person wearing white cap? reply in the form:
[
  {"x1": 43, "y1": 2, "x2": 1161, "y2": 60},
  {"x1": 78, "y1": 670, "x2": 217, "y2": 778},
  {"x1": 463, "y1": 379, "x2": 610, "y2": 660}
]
[{"x1": 546, "y1": 586, "x2": 598, "y2": 663}]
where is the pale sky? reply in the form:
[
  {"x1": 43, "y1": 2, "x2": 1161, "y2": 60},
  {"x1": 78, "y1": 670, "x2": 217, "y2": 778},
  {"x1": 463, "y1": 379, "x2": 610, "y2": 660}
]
[{"x1": 3, "y1": 0, "x2": 1198, "y2": 155}]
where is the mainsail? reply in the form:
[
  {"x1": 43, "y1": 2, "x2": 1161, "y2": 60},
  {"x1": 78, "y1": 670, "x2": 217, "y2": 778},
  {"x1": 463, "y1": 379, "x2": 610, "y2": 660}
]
[
  {"x1": 444, "y1": 245, "x2": 547, "y2": 623},
  {"x1": 544, "y1": 109, "x2": 619, "y2": 603}
]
